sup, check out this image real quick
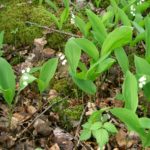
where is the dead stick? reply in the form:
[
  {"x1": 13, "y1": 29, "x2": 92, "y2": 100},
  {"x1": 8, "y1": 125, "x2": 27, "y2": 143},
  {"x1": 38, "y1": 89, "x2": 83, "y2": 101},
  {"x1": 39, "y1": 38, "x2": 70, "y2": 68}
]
[
  {"x1": 25, "y1": 21, "x2": 81, "y2": 38},
  {"x1": 73, "y1": 104, "x2": 88, "y2": 150},
  {"x1": 16, "y1": 96, "x2": 68, "y2": 139}
]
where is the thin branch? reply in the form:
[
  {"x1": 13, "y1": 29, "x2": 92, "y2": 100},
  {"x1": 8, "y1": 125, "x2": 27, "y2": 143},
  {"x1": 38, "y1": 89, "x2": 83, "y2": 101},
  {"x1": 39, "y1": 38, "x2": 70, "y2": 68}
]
[
  {"x1": 25, "y1": 21, "x2": 81, "y2": 38},
  {"x1": 16, "y1": 96, "x2": 68, "y2": 139},
  {"x1": 73, "y1": 104, "x2": 88, "y2": 150}
]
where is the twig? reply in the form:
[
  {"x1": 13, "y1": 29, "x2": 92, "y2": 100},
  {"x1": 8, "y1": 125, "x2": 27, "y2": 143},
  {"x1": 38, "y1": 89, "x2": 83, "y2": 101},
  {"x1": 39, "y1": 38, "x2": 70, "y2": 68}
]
[
  {"x1": 16, "y1": 96, "x2": 68, "y2": 139},
  {"x1": 73, "y1": 104, "x2": 88, "y2": 150},
  {"x1": 25, "y1": 21, "x2": 81, "y2": 38}
]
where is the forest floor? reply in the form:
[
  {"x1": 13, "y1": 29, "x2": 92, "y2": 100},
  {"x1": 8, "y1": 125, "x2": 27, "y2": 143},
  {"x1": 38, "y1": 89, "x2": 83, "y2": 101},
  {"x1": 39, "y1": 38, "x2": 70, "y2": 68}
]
[{"x1": 0, "y1": 0, "x2": 150, "y2": 150}]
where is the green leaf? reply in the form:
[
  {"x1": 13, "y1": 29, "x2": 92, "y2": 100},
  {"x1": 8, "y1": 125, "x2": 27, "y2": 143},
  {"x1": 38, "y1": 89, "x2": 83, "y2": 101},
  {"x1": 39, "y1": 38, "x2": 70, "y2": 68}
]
[
  {"x1": 60, "y1": 8, "x2": 69, "y2": 29},
  {"x1": 92, "y1": 129, "x2": 109, "y2": 150},
  {"x1": 63, "y1": 0, "x2": 69, "y2": 8},
  {"x1": 143, "y1": 82, "x2": 150, "y2": 101},
  {"x1": 80, "y1": 129, "x2": 91, "y2": 141},
  {"x1": 0, "y1": 31, "x2": 4, "y2": 50},
  {"x1": 86, "y1": 9, "x2": 107, "y2": 43},
  {"x1": 38, "y1": 58, "x2": 58, "y2": 93},
  {"x1": 139, "y1": 117, "x2": 150, "y2": 129},
  {"x1": 71, "y1": 74, "x2": 96, "y2": 95},
  {"x1": 123, "y1": 71, "x2": 138, "y2": 112},
  {"x1": 145, "y1": 17, "x2": 150, "y2": 62},
  {"x1": 19, "y1": 73, "x2": 37, "y2": 92},
  {"x1": 75, "y1": 16, "x2": 86, "y2": 36},
  {"x1": 114, "y1": 48, "x2": 129, "y2": 74},
  {"x1": 110, "y1": 108, "x2": 145, "y2": 137},
  {"x1": 131, "y1": 32, "x2": 145, "y2": 46},
  {"x1": 74, "y1": 38, "x2": 99, "y2": 61},
  {"x1": 134, "y1": 55, "x2": 150, "y2": 76},
  {"x1": 101, "y1": 26, "x2": 132, "y2": 57},
  {"x1": 86, "y1": 54, "x2": 109, "y2": 80},
  {"x1": 87, "y1": 58, "x2": 115, "y2": 80},
  {"x1": 96, "y1": 58, "x2": 115, "y2": 75},
  {"x1": 118, "y1": 8, "x2": 131, "y2": 26},
  {"x1": 49, "y1": 13, "x2": 60, "y2": 29},
  {"x1": 39, "y1": 0, "x2": 43, "y2": 5},
  {"x1": 65, "y1": 38, "x2": 81, "y2": 74},
  {"x1": 82, "y1": 122, "x2": 92, "y2": 129},
  {"x1": 0, "y1": 57, "x2": 16, "y2": 105},
  {"x1": 103, "y1": 122, "x2": 117, "y2": 133},
  {"x1": 90, "y1": 122, "x2": 102, "y2": 130},
  {"x1": 88, "y1": 110, "x2": 102, "y2": 123},
  {"x1": 132, "y1": 21, "x2": 145, "y2": 33},
  {"x1": 45, "y1": 0, "x2": 58, "y2": 11}
]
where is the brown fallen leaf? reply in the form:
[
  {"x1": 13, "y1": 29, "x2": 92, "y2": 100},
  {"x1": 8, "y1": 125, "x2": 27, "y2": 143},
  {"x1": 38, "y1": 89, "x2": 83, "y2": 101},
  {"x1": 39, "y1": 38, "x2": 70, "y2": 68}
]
[
  {"x1": 48, "y1": 89, "x2": 58, "y2": 100},
  {"x1": 53, "y1": 128, "x2": 74, "y2": 150},
  {"x1": 33, "y1": 118, "x2": 52, "y2": 136},
  {"x1": 49, "y1": 143, "x2": 60, "y2": 150},
  {"x1": 26, "y1": 105, "x2": 37, "y2": 115},
  {"x1": 116, "y1": 129, "x2": 127, "y2": 148},
  {"x1": 43, "y1": 48, "x2": 55, "y2": 58}
]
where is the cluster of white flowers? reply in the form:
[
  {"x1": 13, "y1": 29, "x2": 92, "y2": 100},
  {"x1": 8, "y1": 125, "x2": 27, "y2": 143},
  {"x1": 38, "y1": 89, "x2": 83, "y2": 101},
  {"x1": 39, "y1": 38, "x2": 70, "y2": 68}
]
[
  {"x1": 139, "y1": 75, "x2": 146, "y2": 88},
  {"x1": 137, "y1": 0, "x2": 145, "y2": 5},
  {"x1": 130, "y1": 0, "x2": 145, "y2": 16},
  {"x1": 130, "y1": 5, "x2": 136, "y2": 16},
  {"x1": 70, "y1": 12, "x2": 75, "y2": 25},
  {"x1": 21, "y1": 67, "x2": 31, "y2": 86},
  {"x1": 58, "y1": 52, "x2": 67, "y2": 65}
]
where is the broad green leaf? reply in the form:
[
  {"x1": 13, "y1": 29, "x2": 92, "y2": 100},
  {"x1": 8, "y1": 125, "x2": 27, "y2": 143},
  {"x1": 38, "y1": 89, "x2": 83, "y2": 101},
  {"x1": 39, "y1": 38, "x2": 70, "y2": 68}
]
[
  {"x1": 118, "y1": 8, "x2": 131, "y2": 26},
  {"x1": 132, "y1": 21, "x2": 145, "y2": 33},
  {"x1": 38, "y1": 58, "x2": 58, "y2": 93},
  {"x1": 123, "y1": 71, "x2": 138, "y2": 112},
  {"x1": 109, "y1": 0, "x2": 119, "y2": 25},
  {"x1": 101, "y1": 26, "x2": 132, "y2": 56},
  {"x1": 102, "y1": 10, "x2": 114, "y2": 25},
  {"x1": 0, "y1": 31, "x2": 4, "y2": 50},
  {"x1": 35, "y1": 148, "x2": 43, "y2": 150},
  {"x1": 96, "y1": 58, "x2": 115, "y2": 75},
  {"x1": 115, "y1": 93, "x2": 124, "y2": 101},
  {"x1": 136, "y1": 2, "x2": 150, "y2": 13},
  {"x1": 103, "y1": 122, "x2": 117, "y2": 133},
  {"x1": 0, "y1": 57, "x2": 16, "y2": 105},
  {"x1": 49, "y1": 13, "x2": 60, "y2": 29},
  {"x1": 19, "y1": 73, "x2": 37, "y2": 92},
  {"x1": 131, "y1": 32, "x2": 145, "y2": 46},
  {"x1": 110, "y1": 108, "x2": 145, "y2": 137},
  {"x1": 86, "y1": 9, "x2": 107, "y2": 43},
  {"x1": 60, "y1": 8, "x2": 69, "y2": 29},
  {"x1": 134, "y1": 55, "x2": 150, "y2": 76},
  {"x1": 143, "y1": 82, "x2": 150, "y2": 101},
  {"x1": 88, "y1": 110, "x2": 102, "y2": 123},
  {"x1": 145, "y1": 17, "x2": 150, "y2": 62},
  {"x1": 114, "y1": 48, "x2": 129, "y2": 74},
  {"x1": 45, "y1": 0, "x2": 58, "y2": 11},
  {"x1": 74, "y1": 38, "x2": 99, "y2": 61},
  {"x1": 87, "y1": 58, "x2": 115, "y2": 80},
  {"x1": 82, "y1": 122, "x2": 92, "y2": 129},
  {"x1": 90, "y1": 122, "x2": 102, "y2": 130},
  {"x1": 86, "y1": 54, "x2": 109, "y2": 80},
  {"x1": 63, "y1": 0, "x2": 69, "y2": 8},
  {"x1": 93, "y1": 129, "x2": 109, "y2": 150},
  {"x1": 139, "y1": 117, "x2": 150, "y2": 129},
  {"x1": 80, "y1": 129, "x2": 91, "y2": 141},
  {"x1": 92, "y1": 31, "x2": 105, "y2": 46},
  {"x1": 71, "y1": 75, "x2": 96, "y2": 95},
  {"x1": 39, "y1": 0, "x2": 43, "y2": 5},
  {"x1": 65, "y1": 38, "x2": 81, "y2": 74},
  {"x1": 75, "y1": 16, "x2": 87, "y2": 37}
]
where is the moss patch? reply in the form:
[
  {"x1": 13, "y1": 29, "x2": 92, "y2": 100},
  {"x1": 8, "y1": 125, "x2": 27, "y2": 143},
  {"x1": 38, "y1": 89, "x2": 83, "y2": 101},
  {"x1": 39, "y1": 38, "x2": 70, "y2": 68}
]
[
  {"x1": 0, "y1": 1, "x2": 52, "y2": 47},
  {"x1": 49, "y1": 97, "x2": 83, "y2": 130}
]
